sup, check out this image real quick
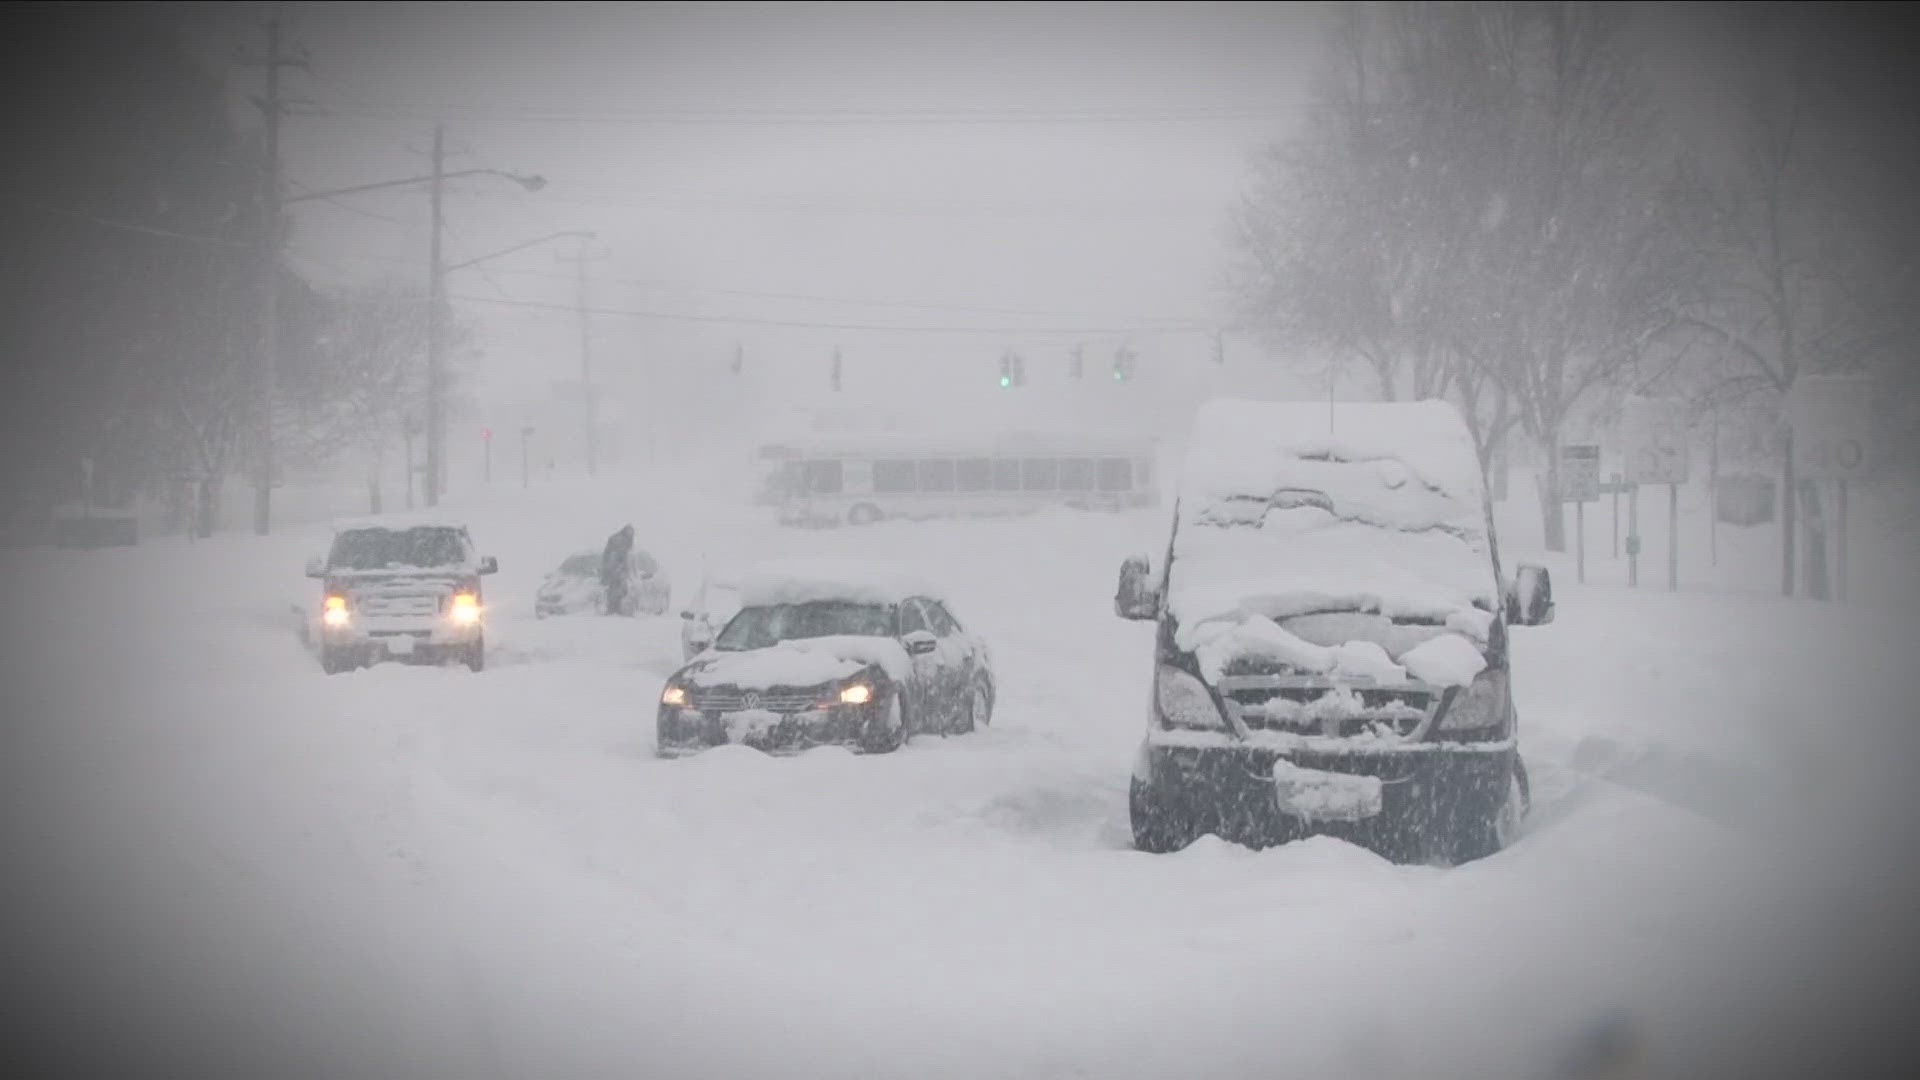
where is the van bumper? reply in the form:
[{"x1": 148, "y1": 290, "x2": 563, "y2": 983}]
[{"x1": 1137, "y1": 730, "x2": 1516, "y2": 852}]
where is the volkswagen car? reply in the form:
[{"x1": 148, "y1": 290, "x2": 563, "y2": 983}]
[{"x1": 657, "y1": 559, "x2": 993, "y2": 756}]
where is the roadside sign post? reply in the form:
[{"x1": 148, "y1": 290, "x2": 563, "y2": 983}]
[
  {"x1": 1628, "y1": 486, "x2": 1640, "y2": 587},
  {"x1": 521, "y1": 425, "x2": 534, "y2": 489},
  {"x1": 482, "y1": 426, "x2": 493, "y2": 484},
  {"x1": 1621, "y1": 399, "x2": 1690, "y2": 590},
  {"x1": 1668, "y1": 483, "x2": 1680, "y2": 592},
  {"x1": 1610, "y1": 472, "x2": 1620, "y2": 559},
  {"x1": 1559, "y1": 445, "x2": 1601, "y2": 584},
  {"x1": 1787, "y1": 377, "x2": 1876, "y2": 604}
]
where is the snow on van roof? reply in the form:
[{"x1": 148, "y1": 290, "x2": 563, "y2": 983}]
[
  {"x1": 1166, "y1": 399, "x2": 1498, "y2": 653},
  {"x1": 738, "y1": 557, "x2": 942, "y2": 608}
]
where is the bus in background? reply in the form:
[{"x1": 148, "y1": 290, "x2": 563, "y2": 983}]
[{"x1": 773, "y1": 433, "x2": 1159, "y2": 526}]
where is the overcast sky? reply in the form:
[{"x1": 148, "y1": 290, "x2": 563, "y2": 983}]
[{"x1": 215, "y1": 2, "x2": 1328, "y2": 439}]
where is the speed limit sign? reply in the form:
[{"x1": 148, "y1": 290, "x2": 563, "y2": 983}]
[
  {"x1": 1788, "y1": 377, "x2": 1876, "y2": 480},
  {"x1": 1621, "y1": 399, "x2": 1689, "y2": 485}
]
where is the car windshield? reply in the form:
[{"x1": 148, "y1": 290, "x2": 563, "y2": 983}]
[
  {"x1": 329, "y1": 526, "x2": 467, "y2": 571},
  {"x1": 713, "y1": 601, "x2": 894, "y2": 651},
  {"x1": 560, "y1": 553, "x2": 599, "y2": 574}
]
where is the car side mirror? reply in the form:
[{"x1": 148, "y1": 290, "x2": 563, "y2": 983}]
[
  {"x1": 679, "y1": 609, "x2": 695, "y2": 620},
  {"x1": 1509, "y1": 563, "x2": 1555, "y2": 626},
  {"x1": 1114, "y1": 555, "x2": 1159, "y2": 621},
  {"x1": 305, "y1": 555, "x2": 327, "y2": 579},
  {"x1": 902, "y1": 630, "x2": 938, "y2": 655},
  {"x1": 478, "y1": 556, "x2": 499, "y2": 575}
]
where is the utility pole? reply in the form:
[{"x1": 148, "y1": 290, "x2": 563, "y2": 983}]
[
  {"x1": 556, "y1": 236, "x2": 606, "y2": 476},
  {"x1": 246, "y1": 16, "x2": 301, "y2": 535},
  {"x1": 425, "y1": 122, "x2": 447, "y2": 506}
]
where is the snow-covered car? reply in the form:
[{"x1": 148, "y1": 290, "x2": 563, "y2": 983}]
[
  {"x1": 657, "y1": 559, "x2": 994, "y2": 756},
  {"x1": 535, "y1": 547, "x2": 671, "y2": 618},
  {"x1": 304, "y1": 519, "x2": 499, "y2": 674},
  {"x1": 1115, "y1": 399, "x2": 1554, "y2": 863},
  {"x1": 678, "y1": 571, "x2": 742, "y2": 659}
]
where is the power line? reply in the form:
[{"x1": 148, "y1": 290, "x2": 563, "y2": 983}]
[
  {"x1": 284, "y1": 246, "x2": 1206, "y2": 325},
  {"x1": 444, "y1": 290, "x2": 1203, "y2": 337},
  {"x1": 306, "y1": 100, "x2": 1313, "y2": 127},
  {"x1": 10, "y1": 198, "x2": 249, "y2": 248}
]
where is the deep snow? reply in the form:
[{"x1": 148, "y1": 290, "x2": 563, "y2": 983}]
[{"x1": 3, "y1": 469, "x2": 1919, "y2": 1079}]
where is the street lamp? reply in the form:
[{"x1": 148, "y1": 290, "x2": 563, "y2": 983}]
[{"x1": 282, "y1": 148, "x2": 550, "y2": 508}]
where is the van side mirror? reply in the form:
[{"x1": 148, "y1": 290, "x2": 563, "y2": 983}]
[
  {"x1": 1114, "y1": 555, "x2": 1159, "y2": 621},
  {"x1": 305, "y1": 556, "x2": 327, "y2": 579},
  {"x1": 1509, "y1": 564, "x2": 1555, "y2": 626},
  {"x1": 478, "y1": 556, "x2": 499, "y2": 575}
]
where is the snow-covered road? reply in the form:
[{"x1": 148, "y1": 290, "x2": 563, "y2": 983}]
[{"x1": 5, "y1": 477, "x2": 1918, "y2": 1079}]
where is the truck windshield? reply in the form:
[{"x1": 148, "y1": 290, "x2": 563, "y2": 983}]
[
  {"x1": 329, "y1": 527, "x2": 467, "y2": 571},
  {"x1": 714, "y1": 602, "x2": 895, "y2": 651}
]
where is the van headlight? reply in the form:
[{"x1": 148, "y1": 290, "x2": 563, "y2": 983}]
[
  {"x1": 1155, "y1": 664, "x2": 1229, "y2": 731},
  {"x1": 838, "y1": 682, "x2": 873, "y2": 705},
  {"x1": 449, "y1": 592, "x2": 481, "y2": 626},
  {"x1": 661, "y1": 684, "x2": 688, "y2": 707},
  {"x1": 1437, "y1": 670, "x2": 1510, "y2": 734}
]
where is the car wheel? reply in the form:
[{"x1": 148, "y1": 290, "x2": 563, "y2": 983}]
[
  {"x1": 847, "y1": 503, "x2": 881, "y2": 526},
  {"x1": 320, "y1": 645, "x2": 352, "y2": 675},
  {"x1": 859, "y1": 694, "x2": 906, "y2": 753},
  {"x1": 465, "y1": 635, "x2": 486, "y2": 673},
  {"x1": 1448, "y1": 759, "x2": 1527, "y2": 864},
  {"x1": 1130, "y1": 775, "x2": 1203, "y2": 853}
]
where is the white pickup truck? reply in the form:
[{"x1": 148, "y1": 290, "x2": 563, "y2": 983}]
[{"x1": 301, "y1": 519, "x2": 499, "y2": 673}]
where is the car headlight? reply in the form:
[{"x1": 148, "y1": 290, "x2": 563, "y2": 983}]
[
  {"x1": 839, "y1": 682, "x2": 873, "y2": 705},
  {"x1": 449, "y1": 592, "x2": 481, "y2": 625},
  {"x1": 1156, "y1": 664, "x2": 1228, "y2": 730},
  {"x1": 1437, "y1": 670, "x2": 1510, "y2": 734},
  {"x1": 322, "y1": 594, "x2": 350, "y2": 628},
  {"x1": 661, "y1": 684, "x2": 687, "y2": 706}
]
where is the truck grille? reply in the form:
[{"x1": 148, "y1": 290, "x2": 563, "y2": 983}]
[
  {"x1": 1214, "y1": 674, "x2": 1442, "y2": 739},
  {"x1": 687, "y1": 689, "x2": 823, "y2": 713}
]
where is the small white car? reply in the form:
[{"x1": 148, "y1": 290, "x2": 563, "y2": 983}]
[{"x1": 536, "y1": 548, "x2": 671, "y2": 618}]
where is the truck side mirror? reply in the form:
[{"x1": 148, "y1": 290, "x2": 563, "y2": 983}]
[
  {"x1": 305, "y1": 556, "x2": 326, "y2": 579},
  {"x1": 1114, "y1": 555, "x2": 1159, "y2": 621},
  {"x1": 478, "y1": 556, "x2": 499, "y2": 575},
  {"x1": 1509, "y1": 563, "x2": 1555, "y2": 626}
]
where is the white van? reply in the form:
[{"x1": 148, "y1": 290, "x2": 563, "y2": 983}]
[{"x1": 1115, "y1": 399, "x2": 1553, "y2": 862}]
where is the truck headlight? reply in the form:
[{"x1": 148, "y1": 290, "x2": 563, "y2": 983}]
[
  {"x1": 322, "y1": 594, "x2": 350, "y2": 628},
  {"x1": 449, "y1": 592, "x2": 481, "y2": 626},
  {"x1": 839, "y1": 683, "x2": 873, "y2": 705},
  {"x1": 1156, "y1": 664, "x2": 1228, "y2": 731}
]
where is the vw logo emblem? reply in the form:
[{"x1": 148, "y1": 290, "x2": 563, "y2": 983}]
[{"x1": 741, "y1": 691, "x2": 761, "y2": 710}]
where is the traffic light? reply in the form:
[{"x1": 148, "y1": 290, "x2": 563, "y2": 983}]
[
  {"x1": 830, "y1": 349, "x2": 843, "y2": 391},
  {"x1": 998, "y1": 352, "x2": 1012, "y2": 388},
  {"x1": 1112, "y1": 345, "x2": 1137, "y2": 382},
  {"x1": 1069, "y1": 344, "x2": 1084, "y2": 379},
  {"x1": 1012, "y1": 352, "x2": 1027, "y2": 387},
  {"x1": 1211, "y1": 331, "x2": 1226, "y2": 365}
]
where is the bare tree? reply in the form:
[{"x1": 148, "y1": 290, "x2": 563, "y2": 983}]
[{"x1": 1230, "y1": 3, "x2": 1686, "y2": 550}]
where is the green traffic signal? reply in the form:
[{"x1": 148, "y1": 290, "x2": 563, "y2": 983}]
[{"x1": 999, "y1": 375, "x2": 1011, "y2": 388}]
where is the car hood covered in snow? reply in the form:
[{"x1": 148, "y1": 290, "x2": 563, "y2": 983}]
[
  {"x1": 538, "y1": 571, "x2": 603, "y2": 613},
  {"x1": 685, "y1": 635, "x2": 910, "y2": 690},
  {"x1": 1168, "y1": 399, "x2": 1500, "y2": 686}
]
